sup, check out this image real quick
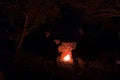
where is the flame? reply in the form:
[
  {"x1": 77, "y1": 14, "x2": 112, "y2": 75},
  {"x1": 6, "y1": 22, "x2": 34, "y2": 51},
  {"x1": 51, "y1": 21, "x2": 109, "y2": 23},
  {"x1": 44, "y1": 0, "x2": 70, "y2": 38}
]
[
  {"x1": 58, "y1": 42, "x2": 76, "y2": 64},
  {"x1": 63, "y1": 54, "x2": 71, "y2": 62},
  {"x1": 60, "y1": 51, "x2": 73, "y2": 63}
]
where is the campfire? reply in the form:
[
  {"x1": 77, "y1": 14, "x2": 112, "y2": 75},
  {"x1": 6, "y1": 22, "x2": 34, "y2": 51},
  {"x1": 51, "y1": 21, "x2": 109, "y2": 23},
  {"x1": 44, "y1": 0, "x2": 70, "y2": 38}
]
[
  {"x1": 63, "y1": 54, "x2": 71, "y2": 62},
  {"x1": 57, "y1": 42, "x2": 76, "y2": 65},
  {"x1": 60, "y1": 50, "x2": 73, "y2": 63}
]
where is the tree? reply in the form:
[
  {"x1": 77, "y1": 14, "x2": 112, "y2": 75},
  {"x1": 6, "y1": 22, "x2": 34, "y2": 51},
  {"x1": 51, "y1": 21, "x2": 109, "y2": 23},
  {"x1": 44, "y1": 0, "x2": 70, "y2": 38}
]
[
  {"x1": 7, "y1": 0, "x2": 61, "y2": 53},
  {"x1": 57, "y1": 0, "x2": 120, "y2": 18},
  {"x1": 4, "y1": 0, "x2": 120, "y2": 53}
]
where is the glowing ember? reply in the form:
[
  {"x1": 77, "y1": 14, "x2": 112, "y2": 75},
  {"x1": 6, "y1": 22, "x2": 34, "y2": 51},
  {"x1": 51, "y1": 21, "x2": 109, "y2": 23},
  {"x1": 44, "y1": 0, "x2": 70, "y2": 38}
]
[
  {"x1": 60, "y1": 51, "x2": 73, "y2": 63},
  {"x1": 63, "y1": 54, "x2": 71, "y2": 62}
]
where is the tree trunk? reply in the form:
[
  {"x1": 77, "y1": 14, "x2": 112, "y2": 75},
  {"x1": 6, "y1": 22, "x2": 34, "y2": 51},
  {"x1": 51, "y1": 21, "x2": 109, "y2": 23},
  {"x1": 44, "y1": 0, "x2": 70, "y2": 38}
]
[
  {"x1": 16, "y1": 14, "x2": 29, "y2": 53},
  {"x1": 16, "y1": 28, "x2": 26, "y2": 53}
]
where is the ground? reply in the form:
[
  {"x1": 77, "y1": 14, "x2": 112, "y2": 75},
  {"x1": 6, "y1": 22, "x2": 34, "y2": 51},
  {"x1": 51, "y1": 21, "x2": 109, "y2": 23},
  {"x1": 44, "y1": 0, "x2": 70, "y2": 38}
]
[{"x1": 0, "y1": 52, "x2": 120, "y2": 80}]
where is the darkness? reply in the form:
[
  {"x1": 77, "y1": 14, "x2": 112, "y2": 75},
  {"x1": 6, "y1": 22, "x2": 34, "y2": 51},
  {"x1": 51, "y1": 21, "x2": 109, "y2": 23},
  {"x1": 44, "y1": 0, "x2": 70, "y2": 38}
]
[
  {"x1": 0, "y1": 0, "x2": 120, "y2": 80},
  {"x1": 52, "y1": 5, "x2": 84, "y2": 41}
]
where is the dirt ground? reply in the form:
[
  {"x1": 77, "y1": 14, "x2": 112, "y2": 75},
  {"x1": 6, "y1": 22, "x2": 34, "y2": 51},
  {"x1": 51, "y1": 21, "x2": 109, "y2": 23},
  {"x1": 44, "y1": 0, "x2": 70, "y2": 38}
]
[{"x1": 0, "y1": 52, "x2": 120, "y2": 80}]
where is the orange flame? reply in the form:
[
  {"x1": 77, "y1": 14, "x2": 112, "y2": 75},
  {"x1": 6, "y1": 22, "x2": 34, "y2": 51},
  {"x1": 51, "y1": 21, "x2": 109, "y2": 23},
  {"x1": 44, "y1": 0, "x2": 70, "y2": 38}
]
[
  {"x1": 60, "y1": 51, "x2": 73, "y2": 63},
  {"x1": 58, "y1": 42, "x2": 76, "y2": 64},
  {"x1": 63, "y1": 54, "x2": 71, "y2": 61}
]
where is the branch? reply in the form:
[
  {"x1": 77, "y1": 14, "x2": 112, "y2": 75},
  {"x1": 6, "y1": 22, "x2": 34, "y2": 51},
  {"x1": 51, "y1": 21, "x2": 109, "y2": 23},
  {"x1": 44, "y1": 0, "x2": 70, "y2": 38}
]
[
  {"x1": 23, "y1": 12, "x2": 29, "y2": 28},
  {"x1": 28, "y1": 25, "x2": 37, "y2": 32},
  {"x1": 25, "y1": 25, "x2": 38, "y2": 36},
  {"x1": 89, "y1": 9, "x2": 120, "y2": 17}
]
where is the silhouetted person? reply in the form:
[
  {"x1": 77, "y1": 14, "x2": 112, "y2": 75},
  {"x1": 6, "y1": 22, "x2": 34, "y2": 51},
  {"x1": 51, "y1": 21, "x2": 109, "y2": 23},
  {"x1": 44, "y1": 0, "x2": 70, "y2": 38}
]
[
  {"x1": 21, "y1": 27, "x2": 59, "y2": 62},
  {"x1": 41, "y1": 29, "x2": 59, "y2": 62}
]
